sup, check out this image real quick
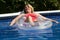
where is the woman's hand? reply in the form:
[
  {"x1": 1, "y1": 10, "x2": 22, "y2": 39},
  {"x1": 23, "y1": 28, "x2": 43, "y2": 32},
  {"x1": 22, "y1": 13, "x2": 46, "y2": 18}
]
[
  {"x1": 50, "y1": 20, "x2": 59, "y2": 24},
  {"x1": 10, "y1": 23, "x2": 13, "y2": 26},
  {"x1": 53, "y1": 20, "x2": 59, "y2": 24}
]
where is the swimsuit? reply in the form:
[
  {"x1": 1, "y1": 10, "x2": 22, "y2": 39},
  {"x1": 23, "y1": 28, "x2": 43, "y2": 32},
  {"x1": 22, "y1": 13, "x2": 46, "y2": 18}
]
[{"x1": 25, "y1": 13, "x2": 38, "y2": 22}]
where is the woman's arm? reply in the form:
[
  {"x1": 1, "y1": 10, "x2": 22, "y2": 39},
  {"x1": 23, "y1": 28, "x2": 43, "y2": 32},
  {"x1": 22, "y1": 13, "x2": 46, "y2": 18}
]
[
  {"x1": 37, "y1": 13, "x2": 59, "y2": 23},
  {"x1": 10, "y1": 14, "x2": 24, "y2": 26}
]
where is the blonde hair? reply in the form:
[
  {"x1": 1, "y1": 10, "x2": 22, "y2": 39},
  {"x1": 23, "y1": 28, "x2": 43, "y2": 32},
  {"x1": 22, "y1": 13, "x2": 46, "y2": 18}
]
[{"x1": 24, "y1": 4, "x2": 34, "y2": 13}]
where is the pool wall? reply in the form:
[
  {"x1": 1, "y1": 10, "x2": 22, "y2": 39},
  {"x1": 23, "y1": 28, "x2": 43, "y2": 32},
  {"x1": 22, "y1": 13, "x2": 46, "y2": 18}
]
[{"x1": 0, "y1": 10, "x2": 60, "y2": 40}]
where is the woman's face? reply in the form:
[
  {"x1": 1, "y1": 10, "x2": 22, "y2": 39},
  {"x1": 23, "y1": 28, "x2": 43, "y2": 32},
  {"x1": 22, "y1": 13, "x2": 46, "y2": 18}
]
[{"x1": 24, "y1": 5, "x2": 31, "y2": 13}]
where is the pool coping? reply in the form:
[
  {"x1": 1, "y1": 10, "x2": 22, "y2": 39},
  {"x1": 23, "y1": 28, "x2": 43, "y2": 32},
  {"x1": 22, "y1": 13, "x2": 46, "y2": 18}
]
[{"x1": 0, "y1": 10, "x2": 60, "y2": 17}]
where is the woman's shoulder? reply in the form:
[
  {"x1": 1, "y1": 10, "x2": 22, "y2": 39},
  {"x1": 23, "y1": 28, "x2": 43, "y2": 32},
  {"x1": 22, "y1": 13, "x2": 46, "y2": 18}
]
[
  {"x1": 18, "y1": 14, "x2": 25, "y2": 16},
  {"x1": 33, "y1": 13, "x2": 40, "y2": 16}
]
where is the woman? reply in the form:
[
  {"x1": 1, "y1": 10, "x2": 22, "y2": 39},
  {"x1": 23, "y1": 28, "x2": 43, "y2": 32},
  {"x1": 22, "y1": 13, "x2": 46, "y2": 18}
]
[{"x1": 10, "y1": 4, "x2": 59, "y2": 26}]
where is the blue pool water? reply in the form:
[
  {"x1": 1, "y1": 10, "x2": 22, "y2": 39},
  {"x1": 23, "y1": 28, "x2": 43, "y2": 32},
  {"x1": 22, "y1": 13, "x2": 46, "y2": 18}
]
[{"x1": 0, "y1": 13, "x2": 60, "y2": 40}]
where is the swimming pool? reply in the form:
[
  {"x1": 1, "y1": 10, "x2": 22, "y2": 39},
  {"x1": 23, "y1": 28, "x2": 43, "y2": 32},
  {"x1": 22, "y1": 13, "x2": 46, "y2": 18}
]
[{"x1": 0, "y1": 11, "x2": 60, "y2": 40}]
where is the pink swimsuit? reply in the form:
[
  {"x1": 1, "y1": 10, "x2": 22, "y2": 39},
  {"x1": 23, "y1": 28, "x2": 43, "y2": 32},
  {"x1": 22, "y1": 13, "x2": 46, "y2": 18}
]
[{"x1": 25, "y1": 13, "x2": 38, "y2": 22}]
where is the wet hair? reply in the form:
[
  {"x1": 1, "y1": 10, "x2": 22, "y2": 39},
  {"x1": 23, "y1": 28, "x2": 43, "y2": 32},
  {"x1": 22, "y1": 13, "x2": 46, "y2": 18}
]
[{"x1": 24, "y1": 4, "x2": 34, "y2": 13}]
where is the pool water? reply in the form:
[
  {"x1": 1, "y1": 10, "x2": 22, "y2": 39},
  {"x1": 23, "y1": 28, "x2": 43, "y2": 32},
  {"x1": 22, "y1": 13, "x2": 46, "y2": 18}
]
[{"x1": 0, "y1": 15, "x2": 60, "y2": 40}]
